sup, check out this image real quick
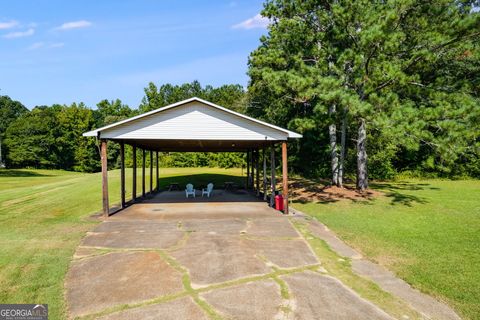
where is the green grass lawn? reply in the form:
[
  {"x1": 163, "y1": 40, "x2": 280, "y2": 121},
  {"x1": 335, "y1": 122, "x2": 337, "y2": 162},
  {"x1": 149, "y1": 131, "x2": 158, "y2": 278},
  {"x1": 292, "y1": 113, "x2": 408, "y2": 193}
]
[
  {"x1": 0, "y1": 167, "x2": 242, "y2": 320},
  {"x1": 2, "y1": 168, "x2": 478, "y2": 319},
  {"x1": 293, "y1": 179, "x2": 480, "y2": 320}
]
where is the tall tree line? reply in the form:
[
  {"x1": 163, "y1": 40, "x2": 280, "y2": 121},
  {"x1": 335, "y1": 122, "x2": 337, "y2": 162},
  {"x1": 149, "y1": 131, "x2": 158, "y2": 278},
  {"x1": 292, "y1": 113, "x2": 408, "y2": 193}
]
[
  {"x1": 1, "y1": 5, "x2": 479, "y2": 185},
  {"x1": 248, "y1": 0, "x2": 480, "y2": 188},
  {"x1": 0, "y1": 82, "x2": 247, "y2": 172}
]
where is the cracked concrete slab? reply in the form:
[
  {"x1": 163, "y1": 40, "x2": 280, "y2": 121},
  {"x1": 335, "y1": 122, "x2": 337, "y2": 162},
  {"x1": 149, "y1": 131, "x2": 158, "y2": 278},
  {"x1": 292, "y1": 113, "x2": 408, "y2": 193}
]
[
  {"x1": 282, "y1": 271, "x2": 394, "y2": 320},
  {"x1": 183, "y1": 218, "x2": 246, "y2": 235},
  {"x1": 353, "y1": 260, "x2": 461, "y2": 320},
  {"x1": 248, "y1": 238, "x2": 319, "y2": 268},
  {"x1": 107, "y1": 201, "x2": 276, "y2": 221},
  {"x1": 171, "y1": 232, "x2": 270, "y2": 287},
  {"x1": 246, "y1": 217, "x2": 300, "y2": 238},
  {"x1": 98, "y1": 297, "x2": 209, "y2": 320},
  {"x1": 66, "y1": 251, "x2": 184, "y2": 318},
  {"x1": 69, "y1": 195, "x2": 448, "y2": 319},
  {"x1": 201, "y1": 280, "x2": 283, "y2": 320},
  {"x1": 82, "y1": 221, "x2": 184, "y2": 249}
]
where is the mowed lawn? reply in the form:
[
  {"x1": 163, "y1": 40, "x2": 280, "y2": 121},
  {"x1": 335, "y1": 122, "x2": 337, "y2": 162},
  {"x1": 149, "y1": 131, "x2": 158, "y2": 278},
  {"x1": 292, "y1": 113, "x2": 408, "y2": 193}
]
[
  {"x1": 294, "y1": 179, "x2": 480, "y2": 320},
  {"x1": 0, "y1": 167, "x2": 243, "y2": 320}
]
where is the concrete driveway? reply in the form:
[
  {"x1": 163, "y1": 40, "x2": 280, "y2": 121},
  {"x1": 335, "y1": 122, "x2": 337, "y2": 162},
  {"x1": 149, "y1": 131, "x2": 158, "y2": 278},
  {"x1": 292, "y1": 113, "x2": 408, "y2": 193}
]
[{"x1": 66, "y1": 190, "x2": 393, "y2": 319}]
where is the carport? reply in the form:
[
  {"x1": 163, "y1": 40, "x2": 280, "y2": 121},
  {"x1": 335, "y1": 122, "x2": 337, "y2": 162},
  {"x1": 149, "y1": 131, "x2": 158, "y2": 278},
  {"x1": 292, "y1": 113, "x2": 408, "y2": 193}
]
[{"x1": 83, "y1": 97, "x2": 302, "y2": 216}]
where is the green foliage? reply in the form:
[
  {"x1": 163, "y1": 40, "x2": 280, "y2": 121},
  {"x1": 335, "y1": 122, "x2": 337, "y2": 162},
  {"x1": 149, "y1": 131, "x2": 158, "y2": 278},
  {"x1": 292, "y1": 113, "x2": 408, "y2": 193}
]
[
  {"x1": 5, "y1": 106, "x2": 62, "y2": 168},
  {"x1": 138, "y1": 81, "x2": 248, "y2": 168},
  {"x1": 160, "y1": 152, "x2": 245, "y2": 169},
  {"x1": 0, "y1": 95, "x2": 28, "y2": 164},
  {"x1": 248, "y1": 0, "x2": 480, "y2": 179},
  {"x1": 4, "y1": 100, "x2": 134, "y2": 172},
  {"x1": 140, "y1": 80, "x2": 247, "y2": 113},
  {"x1": 2, "y1": 81, "x2": 248, "y2": 172},
  {"x1": 0, "y1": 95, "x2": 28, "y2": 137}
]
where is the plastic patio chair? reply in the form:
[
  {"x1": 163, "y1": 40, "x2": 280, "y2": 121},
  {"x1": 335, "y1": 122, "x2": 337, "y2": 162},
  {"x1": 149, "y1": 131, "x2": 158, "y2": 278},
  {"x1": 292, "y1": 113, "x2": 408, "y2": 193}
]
[
  {"x1": 185, "y1": 183, "x2": 196, "y2": 198},
  {"x1": 202, "y1": 183, "x2": 214, "y2": 197}
]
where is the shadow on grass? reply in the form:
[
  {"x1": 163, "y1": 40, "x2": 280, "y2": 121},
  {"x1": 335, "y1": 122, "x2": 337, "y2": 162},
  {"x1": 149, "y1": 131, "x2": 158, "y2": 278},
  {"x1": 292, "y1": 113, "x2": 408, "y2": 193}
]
[
  {"x1": 0, "y1": 169, "x2": 52, "y2": 177},
  {"x1": 290, "y1": 178, "x2": 376, "y2": 205},
  {"x1": 291, "y1": 178, "x2": 438, "y2": 207},
  {"x1": 370, "y1": 181, "x2": 437, "y2": 206}
]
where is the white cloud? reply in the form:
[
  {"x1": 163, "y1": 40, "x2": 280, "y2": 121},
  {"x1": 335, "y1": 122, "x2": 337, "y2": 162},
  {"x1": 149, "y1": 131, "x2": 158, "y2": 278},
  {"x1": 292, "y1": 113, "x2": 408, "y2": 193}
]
[
  {"x1": 0, "y1": 20, "x2": 18, "y2": 29},
  {"x1": 3, "y1": 28, "x2": 35, "y2": 39},
  {"x1": 232, "y1": 14, "x2": 270, "y2": 30},
  {"x1": 56, "y1": 20, "x2": 92, "y2": 31}
]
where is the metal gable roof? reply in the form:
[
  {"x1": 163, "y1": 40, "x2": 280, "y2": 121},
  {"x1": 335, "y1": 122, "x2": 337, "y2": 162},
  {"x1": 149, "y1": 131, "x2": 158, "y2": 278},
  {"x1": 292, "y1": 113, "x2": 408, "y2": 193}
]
[{"x1": 83, "y1": 97, "x2": 302, "y2": 139}]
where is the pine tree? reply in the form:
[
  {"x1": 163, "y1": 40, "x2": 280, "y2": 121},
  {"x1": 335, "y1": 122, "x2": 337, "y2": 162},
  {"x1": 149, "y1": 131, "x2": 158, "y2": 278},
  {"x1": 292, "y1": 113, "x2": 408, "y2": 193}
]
[{"x1": 248, "y1": 0, "x2": 480, "y2": 186}]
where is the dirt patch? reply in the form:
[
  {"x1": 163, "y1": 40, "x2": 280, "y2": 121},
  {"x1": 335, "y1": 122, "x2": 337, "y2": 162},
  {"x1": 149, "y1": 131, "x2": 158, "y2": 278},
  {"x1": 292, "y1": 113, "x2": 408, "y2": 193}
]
[{"x1": 289, "y1": 178, "x2": 382, "y2": 203}]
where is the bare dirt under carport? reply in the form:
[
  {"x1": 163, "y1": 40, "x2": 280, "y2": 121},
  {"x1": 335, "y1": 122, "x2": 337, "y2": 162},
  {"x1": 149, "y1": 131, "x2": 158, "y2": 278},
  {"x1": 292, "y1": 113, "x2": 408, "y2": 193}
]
[{"x1": 65, "y1": 190, "x2": 394, "y2": 320}]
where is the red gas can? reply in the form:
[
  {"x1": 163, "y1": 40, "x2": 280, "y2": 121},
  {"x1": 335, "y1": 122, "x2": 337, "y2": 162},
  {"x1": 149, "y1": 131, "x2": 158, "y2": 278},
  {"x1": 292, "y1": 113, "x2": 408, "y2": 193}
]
[{"x1": 275, "y1": 194, "x2": 284, "y2": 212}]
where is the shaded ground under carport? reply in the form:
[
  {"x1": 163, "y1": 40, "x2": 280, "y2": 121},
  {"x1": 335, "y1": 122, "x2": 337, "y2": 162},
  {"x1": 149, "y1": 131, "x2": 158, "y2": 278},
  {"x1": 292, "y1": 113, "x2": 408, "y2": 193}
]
[{"x1": 66, "y1": 190, "x2": 395, "y2": 319}]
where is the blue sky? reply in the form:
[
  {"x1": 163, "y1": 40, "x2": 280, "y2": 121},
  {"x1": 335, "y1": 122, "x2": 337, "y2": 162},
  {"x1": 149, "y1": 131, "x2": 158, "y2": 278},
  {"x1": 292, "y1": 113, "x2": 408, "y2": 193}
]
[{"x1": 0, "y1": 0, "x2": 268, "y2": 109}]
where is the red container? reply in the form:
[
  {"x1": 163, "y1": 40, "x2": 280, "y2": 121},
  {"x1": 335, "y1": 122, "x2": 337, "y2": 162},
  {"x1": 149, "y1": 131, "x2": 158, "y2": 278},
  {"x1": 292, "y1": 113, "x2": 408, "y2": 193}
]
[{"x1": 275, "y1": 194, "x2": 284, "y2": 212}]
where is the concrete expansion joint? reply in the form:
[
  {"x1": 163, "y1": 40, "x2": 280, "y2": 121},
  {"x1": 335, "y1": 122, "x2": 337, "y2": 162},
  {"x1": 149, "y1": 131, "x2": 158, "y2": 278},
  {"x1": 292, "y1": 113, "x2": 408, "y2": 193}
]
[
  {"x1": 70, "y1": 201, "x2": 429, "y2": 320},
  {"x1": 73, "y1": 254, "x2": 322, "y2": 320},
  {"x1": 166, "y1": 230, "x2": 191, "y2": 252}
]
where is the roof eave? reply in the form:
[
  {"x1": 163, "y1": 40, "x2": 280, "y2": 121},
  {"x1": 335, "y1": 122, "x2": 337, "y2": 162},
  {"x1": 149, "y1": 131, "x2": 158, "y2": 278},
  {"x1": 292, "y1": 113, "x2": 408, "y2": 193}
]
[
  {"x1": 83, "y1": 131, "x2": 98, "y2": 137},
  {"x1": 81, "y1": 96, "x2": 304, "y2": 139},
  {"x1": 288, "y1": 132, "x2": 303, "y2": 139}
]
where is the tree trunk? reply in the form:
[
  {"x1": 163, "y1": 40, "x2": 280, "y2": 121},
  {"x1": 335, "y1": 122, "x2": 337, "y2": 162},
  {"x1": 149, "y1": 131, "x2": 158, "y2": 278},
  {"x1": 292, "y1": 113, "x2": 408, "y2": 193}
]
[
  {"x1": 356, "y1": 118, "x2": 368, "y2": 191},
  {"x1": 338, "y1": 108, "x2": 347, "y2": 188},
  {"x1": 328, "y1": 104, "x2": 339, "y2": 186},
  {"x1": 0, "y1": 136, "x2": 4, "y2": 168}
]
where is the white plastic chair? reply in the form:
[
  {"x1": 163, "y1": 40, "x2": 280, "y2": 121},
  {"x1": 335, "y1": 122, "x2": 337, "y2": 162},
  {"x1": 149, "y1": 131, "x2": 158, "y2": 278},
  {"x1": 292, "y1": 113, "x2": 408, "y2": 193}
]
[
  {"x1": 202, "y1": 183, "x2": 214, "y2": 197},
  {"x1": 185, "y1": 183, "x2": 195, "y2": 198}
]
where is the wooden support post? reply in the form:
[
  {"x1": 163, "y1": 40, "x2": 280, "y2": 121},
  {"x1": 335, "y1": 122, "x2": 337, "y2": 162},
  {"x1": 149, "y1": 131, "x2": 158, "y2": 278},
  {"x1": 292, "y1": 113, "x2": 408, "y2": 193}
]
[
  {"x1": 142, "y1": 149, "x2": 146, "y2": 197},
  {"x1": 270, "y1": 145, "x2": 276, "y2": 207},
  {"x1": 132, "y1": 145, "x2": 137, "y2": 201},
  {"x1": 282, "y1": 141, "x2": 289, "y2": 215},
  {"x1": 156, "y1": 151, "x2": 159, "y2": 192},
  {"x1": 255, "y1": 149, "x2": 260, "y2": 196},
  {"x1": 251, "y1": 149, "x2": 255, "y2": 189},
  {"x1": 263, "y1": 147, "x2": 267, "y2": 200},
  {"x1": 149, "y1": 150, "x2": 153, "y2": 194},
  {"x1": 246, "y1": 150, "x2": 250, "y2": 189},
  {"x1": 120, "y1": 142, "x2": 125, "y2": 208},
  {"x1": 100, "y1": 140, "x2": 109, "y2": 217},
  {"x1": 249, "y1": 150, "x2": 252, "y2": 189}
]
